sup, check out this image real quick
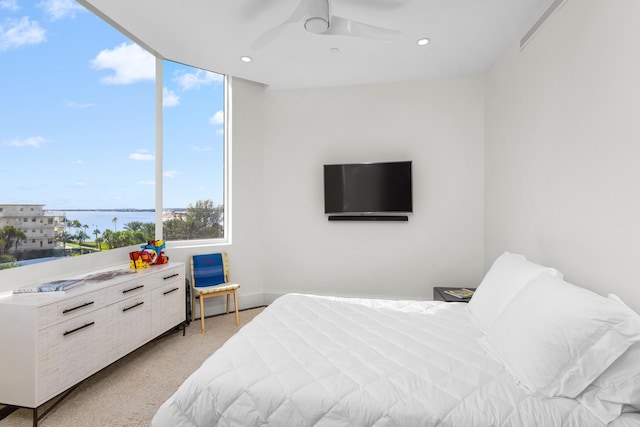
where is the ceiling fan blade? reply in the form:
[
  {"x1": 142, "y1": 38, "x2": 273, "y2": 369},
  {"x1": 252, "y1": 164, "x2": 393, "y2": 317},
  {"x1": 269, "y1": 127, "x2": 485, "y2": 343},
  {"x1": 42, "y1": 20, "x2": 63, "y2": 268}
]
[
  {"x1": 325, "y1": 15, "x2": 400, "y2": 41},
  {"x1": 340, "y1": 0, "x2": 410, "y2": 10},
  {"x1": 251, "y1": 22, "x2": 289, "y2": 50},
  {"x1": 238, "y1": 0, "x2": 279, "y2": 20},
  {"x1": 251, "y1": 0, "x2": 313, "y2": 50}
]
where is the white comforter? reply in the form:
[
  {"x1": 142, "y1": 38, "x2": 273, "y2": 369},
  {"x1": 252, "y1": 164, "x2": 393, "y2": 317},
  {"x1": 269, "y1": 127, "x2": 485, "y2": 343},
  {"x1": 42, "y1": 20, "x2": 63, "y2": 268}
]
[{"x1": 153, "y1": 293, "x2": 638, "y2": 427}]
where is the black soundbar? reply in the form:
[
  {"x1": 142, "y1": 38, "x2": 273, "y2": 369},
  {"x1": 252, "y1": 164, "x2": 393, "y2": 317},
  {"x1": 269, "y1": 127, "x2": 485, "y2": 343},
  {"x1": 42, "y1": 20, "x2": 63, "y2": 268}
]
[{"x1": 328, "y1": 215, "x2": 409, "y2": 222}]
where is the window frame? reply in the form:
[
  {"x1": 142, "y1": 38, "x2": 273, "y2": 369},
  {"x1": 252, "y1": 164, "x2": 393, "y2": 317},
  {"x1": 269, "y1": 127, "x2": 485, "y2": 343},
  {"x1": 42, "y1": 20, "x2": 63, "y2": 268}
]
[{"x1": 154, "y1": 58, "x2": 231, "y2": 248}]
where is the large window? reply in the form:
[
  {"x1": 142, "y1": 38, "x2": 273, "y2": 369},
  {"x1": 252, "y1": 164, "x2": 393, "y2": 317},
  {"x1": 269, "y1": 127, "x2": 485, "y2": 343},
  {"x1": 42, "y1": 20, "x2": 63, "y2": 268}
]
[
  {"x1": 161, "y1": 61, "x2": 226, "y2": 241},
  {"x1": 0, "y1": 1, "x2": 226, "y2": 269}
]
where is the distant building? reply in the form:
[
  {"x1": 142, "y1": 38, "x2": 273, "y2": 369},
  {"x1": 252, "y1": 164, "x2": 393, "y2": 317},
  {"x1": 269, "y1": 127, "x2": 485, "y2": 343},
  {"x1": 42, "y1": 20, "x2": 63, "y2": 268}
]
[{"x1": 0, "y1": 204, "x2": 64, "y2": 251}]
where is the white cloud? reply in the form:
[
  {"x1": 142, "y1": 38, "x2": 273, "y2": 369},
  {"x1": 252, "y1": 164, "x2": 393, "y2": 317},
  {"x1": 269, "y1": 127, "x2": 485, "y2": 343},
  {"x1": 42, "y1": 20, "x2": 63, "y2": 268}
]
[
  {"x1": 129, "y1": 149, "x2": 154, "y2": 161},
  {"x1": 175, "y1": 69, "x2": 223, "y2": 91},
  {"x1": 38, "y1": 0, "x2": 85, "y2": 21},
  {"x1": 64, "y1": 99, "x2": 95, "y2": 109},
  {"x1": 91, "y1": 42, "x2": 155, "y2": 85},
  {"x1": 163, "y1": 87, "x2": 179, "y2": 107},
  {"x1": 138, "y1": 180, "x2": 155, "y2": 186},
  {"x1": 209, "y1": 110, "x2": 224, "y2": 125},
  {"x1": 72, "y1": 159, "x2": 86, "y2": 164},
  {"x1": 0, "y1": 17, "x2": 46, "y2": 51},
  {"x1": 4, "y1": 136, "x2": 47, "y2": 148},
  {"x1": 190, "y1": 145, "x2": 212, "y2": 152},
  {"x1": 0, "y1": 0, "x2": 19, "y2": 11},
  {"x1": 163, "y1": 170, "x2": 179, "y2": 178}
]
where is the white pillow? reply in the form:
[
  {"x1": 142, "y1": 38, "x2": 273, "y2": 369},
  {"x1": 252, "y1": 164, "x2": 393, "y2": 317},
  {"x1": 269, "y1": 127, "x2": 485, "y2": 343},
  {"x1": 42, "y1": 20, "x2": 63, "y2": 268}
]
[
  {"x1": 467, "y1": 252, "x2": 562, "y2": 333},
  {"x1": 577, "y1": 297, "x2": 640, "y2": 423},
  {"x1": 480, "y1": 274, "x2": 640, "y2": 398}
]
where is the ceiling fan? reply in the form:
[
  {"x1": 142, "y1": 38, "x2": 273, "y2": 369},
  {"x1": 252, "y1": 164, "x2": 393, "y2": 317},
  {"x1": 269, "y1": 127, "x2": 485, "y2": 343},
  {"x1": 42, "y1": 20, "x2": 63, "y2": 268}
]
[{"x1": 251, "y1": 0, "x2": 401, "y2": 50}]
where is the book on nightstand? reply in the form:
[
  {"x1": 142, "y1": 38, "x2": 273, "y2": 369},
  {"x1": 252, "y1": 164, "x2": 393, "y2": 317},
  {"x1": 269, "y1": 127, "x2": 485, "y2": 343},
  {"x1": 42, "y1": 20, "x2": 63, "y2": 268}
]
[
  {"x1": 443, "y1": 288, "x2": 475, "y2": 299},
  {"x1": 13, "y1": 279, "x2": 85, "y2": 294}
]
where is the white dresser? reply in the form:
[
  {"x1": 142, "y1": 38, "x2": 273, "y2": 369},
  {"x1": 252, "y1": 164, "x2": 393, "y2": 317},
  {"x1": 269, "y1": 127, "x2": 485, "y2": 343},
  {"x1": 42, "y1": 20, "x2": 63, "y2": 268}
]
[{"x1": 0, "y1": 262, "x2": 185, "y2": 410}]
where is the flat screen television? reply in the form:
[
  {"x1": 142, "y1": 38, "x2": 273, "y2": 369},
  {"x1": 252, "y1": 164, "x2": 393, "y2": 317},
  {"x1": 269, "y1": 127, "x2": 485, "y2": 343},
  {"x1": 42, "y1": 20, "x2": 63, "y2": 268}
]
[{"x1": 323, "y1": 161, "x2": 412, "y2": 215}]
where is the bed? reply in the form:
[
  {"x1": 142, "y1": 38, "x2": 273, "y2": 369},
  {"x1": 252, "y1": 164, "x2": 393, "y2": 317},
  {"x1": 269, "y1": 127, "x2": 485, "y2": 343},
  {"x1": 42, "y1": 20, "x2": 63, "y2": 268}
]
[{"x1": 152, "y1": 253, "x2": 640, "y2": 427}]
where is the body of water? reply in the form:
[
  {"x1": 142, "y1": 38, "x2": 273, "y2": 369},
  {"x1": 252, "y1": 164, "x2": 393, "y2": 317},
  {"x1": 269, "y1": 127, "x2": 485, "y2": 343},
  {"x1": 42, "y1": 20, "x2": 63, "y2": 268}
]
[{"x1": 48, "y1": 210, "x2": 156, "y2": 234}]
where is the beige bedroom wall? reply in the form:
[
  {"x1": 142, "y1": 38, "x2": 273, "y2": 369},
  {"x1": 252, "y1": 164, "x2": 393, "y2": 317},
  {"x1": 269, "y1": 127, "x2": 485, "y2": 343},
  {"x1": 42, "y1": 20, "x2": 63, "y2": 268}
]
[
  {"x1": 484, "y1": 0, "x2": 640, "y2": 312},
  {"x1": 259, "y1": 77, "x2": 486, "y2": 302}
]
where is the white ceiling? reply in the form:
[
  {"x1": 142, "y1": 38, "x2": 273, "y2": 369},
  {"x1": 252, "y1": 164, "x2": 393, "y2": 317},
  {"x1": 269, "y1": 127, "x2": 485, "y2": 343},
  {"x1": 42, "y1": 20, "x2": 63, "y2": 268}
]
[{"x1": 80, "y1": 0, "x2": 548, "y2": 89}]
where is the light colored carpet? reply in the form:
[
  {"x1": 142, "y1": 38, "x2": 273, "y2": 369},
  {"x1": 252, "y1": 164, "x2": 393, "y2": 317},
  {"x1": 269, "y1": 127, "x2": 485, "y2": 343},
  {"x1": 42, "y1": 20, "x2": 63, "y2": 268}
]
[{"x1": 0, "y1": 307, "x2": 265, "y2": 427}]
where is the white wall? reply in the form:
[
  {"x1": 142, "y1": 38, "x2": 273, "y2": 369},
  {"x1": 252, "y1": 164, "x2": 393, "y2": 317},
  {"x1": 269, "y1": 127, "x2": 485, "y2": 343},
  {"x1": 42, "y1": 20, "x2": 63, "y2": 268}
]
[
  {"x1": 260, "y1": 77, "x2": 486, "y2": 302},
  {"x1": 485, "y1": 0, "x2": 640, "y2": 311},
  {"x1": 166, "y1": 77, "x2": 268, "y2": 314},
  {"x1": 16, "y1": 1, "x2": 639, "y2": 316}
]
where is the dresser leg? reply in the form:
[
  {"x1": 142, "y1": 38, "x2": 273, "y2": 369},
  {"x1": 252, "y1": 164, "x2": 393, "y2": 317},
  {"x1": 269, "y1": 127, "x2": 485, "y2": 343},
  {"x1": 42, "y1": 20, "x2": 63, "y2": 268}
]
[{"x1": 32, "y1": 384, "x2": 79, "y2": 426}]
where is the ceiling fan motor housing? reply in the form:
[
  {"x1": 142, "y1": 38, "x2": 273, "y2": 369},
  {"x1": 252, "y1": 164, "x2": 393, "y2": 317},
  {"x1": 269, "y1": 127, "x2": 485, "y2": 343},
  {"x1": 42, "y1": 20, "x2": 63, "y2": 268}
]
[
  {"x1": 305, "y1": 16, "x2": 330, "y2": 33},
  {"x1": 304, "y1": 0, "x2": 331, "y2": 33}
]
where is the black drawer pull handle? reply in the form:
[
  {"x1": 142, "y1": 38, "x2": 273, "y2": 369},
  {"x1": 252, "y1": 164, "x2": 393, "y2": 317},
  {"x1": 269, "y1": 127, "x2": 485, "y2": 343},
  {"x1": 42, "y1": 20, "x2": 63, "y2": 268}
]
[
  {"x1": 163, "y1": 273, "x2": 179, "y2": 280},
  {"x1": 122, "y1": 301, "x2": 144, "y2": 312},
  {"x1": 63, "y1": 321, "x2": 95, "y2": 336},
  {"x1": 163, "y1": 287, "x2": 179, "y2": 296},
  {"x1": 122, "y1": 285, "x2": 144, "y2": 294},
  {"x1": 62, "y1": 301, "x2": 94, "y2": 314}
]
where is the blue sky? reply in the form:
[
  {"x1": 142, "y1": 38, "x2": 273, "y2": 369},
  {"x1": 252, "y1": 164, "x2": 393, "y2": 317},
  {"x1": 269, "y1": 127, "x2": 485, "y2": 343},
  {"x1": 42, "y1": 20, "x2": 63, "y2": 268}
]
[{"x1": 1, "y1": 0, "x2": 225, "y2": 210}]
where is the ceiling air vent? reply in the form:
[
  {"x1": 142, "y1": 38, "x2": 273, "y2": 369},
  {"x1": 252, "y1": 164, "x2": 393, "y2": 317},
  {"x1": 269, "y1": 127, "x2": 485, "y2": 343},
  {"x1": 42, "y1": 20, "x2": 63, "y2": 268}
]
[{"x1": 520, "y1": 0, "x2": 568, "y2": 50}]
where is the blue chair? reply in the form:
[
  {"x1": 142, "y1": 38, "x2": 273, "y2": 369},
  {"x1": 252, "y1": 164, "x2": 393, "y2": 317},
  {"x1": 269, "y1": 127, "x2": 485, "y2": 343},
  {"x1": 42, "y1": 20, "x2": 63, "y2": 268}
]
[{"x1": 190, "y1": 253, "x2": 240, "y2": 333}]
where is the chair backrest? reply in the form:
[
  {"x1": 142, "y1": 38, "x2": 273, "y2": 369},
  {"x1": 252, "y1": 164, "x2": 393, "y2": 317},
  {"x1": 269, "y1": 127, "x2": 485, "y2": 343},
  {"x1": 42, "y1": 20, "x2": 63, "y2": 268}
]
[{"x1": 191, "y1": 252, "x2": 230, "y2": 288}]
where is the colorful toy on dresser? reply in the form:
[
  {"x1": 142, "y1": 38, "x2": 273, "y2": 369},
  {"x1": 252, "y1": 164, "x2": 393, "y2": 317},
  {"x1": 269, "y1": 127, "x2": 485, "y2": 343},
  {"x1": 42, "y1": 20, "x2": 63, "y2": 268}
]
[{"x1": 129, "y1": 240, "x2": 169, "y2": 270}]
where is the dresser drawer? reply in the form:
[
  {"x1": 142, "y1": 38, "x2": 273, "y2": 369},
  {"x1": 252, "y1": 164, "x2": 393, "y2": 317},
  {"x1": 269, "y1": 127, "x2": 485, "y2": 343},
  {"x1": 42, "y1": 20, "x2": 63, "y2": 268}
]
[
  {"x1": 105, "y1": 276, "x2": 148, "y2": 304},
  {"x1": 152, "y1": 281, "x2": 185, "y2": 336},
  {"x1": 37, "y1": 289, "x2": 105, "y2": 330},
  {"x1": 146, "y1": 267, "x2": 183, "y2": 290},
  {"x1": 37, "y1": 309, "x2": 106, "y2": 403},
  {"x1": 105, "y1": 293, "x2": 152, "y2": 361}
]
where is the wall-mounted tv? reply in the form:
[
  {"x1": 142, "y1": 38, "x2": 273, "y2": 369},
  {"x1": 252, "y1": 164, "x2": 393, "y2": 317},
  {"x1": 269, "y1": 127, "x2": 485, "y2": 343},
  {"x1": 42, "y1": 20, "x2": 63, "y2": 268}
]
[{"x1": 323, "y1": 161, "x2": 412, "y2": 218}]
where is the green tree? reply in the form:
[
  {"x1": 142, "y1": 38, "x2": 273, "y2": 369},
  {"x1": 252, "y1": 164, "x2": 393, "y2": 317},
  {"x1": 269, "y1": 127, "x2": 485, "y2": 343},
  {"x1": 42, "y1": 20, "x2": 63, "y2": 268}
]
[
  {"x1": 140, "y1": 222, "x2": 155, "y2": 241},
  {"x1": 65, "y1": 219, "x2": 82, "y2": 245},
  {"x1": 77, "y1": 231, "x2": 89, "y2": 254},
  {"x1": 0, "y1": 225, "x2": 27, "y2": 254},
  {"x1": 163, "y1": 200, "x2": 223, "y2": 240},
  {"x1": 93, "y1": 227, "x2": 101, "y2": 250},
  {"x1": 124, "y1": 221, "x2": 155, "y2": 242},
  {"x1": 56, "y1": 229, "x2": 70, "y2": 250},
  {"x1": 82, "y1": 224, "x2": 89, "y2": 247},
  {"x1": 102, "y1": 229, "x2": 146, "y2": 249}
]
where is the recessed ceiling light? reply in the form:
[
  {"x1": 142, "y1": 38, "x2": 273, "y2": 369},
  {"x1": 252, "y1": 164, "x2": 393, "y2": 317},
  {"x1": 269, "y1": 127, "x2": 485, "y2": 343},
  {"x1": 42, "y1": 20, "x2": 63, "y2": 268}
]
[
  {"x1": 240, "y1": 56, "x2": 252, "y2": 63},
  {"x1": 417, "y1": 38, "x2": 430, "y2": 46}
]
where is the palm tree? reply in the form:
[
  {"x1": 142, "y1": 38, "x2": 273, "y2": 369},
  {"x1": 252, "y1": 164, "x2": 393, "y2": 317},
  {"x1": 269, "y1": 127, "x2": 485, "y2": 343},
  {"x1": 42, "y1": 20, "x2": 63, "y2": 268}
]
[
  {"x1": 65, "y1": 217, "x2": 73, "y2": 242},
  {"x1": 77, "y1": 230, "x2": 89, "y2": 254},
  {"x1": 93, "y1": 227, "x2": 101, "y2": 249},
  {"x1": 0, "y1": 225, "x2": 27, "y2": 254},
  {"x1": 69, "y1": 220, "x2": 82, "y2": 244},
  {"x1": 112, "y1": 217, "x2": 118, "y2": 232},
  {"x1": 82, "y1": 224, "x2": 89, "y2": 252}
]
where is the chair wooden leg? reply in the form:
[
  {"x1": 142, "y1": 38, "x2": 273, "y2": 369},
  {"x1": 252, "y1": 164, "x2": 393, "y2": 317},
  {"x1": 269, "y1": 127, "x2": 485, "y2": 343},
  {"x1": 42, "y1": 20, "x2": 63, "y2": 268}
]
[
  {"x1": 191, "y1": 291, "x2": 196, "y2": 322},
  {"x1": 200, "y1": 294, "x2": 206, "y2": 334},
  {"x1": 233, "y1": 290, "x2": 239, "y2": 325},
  {"x1": 226, "y1": 294, "x2": 230, "y2": 314}
]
